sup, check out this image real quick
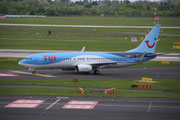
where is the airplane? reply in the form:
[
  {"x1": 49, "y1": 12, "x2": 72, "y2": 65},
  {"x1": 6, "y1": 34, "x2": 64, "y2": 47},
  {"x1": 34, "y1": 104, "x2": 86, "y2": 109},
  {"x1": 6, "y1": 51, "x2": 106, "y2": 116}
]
[{"x1": 18, "y1": 24, "x2": 161, "y2": 75}]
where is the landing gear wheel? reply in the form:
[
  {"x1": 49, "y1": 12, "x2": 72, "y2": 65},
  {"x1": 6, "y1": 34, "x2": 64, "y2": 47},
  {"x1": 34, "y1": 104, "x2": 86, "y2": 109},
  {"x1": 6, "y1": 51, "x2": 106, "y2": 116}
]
[
  {"x1": 94, "y1": 70, "x2": 100, "y2": 75},
  {"x1": 75, "y1": 66, "x2": 79, "y2": 74},
  {"x1": 32, "y1": 71, "x2": 36, "y2": 74}
]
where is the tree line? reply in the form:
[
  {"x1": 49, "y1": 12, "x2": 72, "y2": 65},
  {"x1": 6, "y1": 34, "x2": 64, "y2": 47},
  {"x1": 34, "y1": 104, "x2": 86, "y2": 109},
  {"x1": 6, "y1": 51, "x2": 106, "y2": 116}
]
[{"x1": 0, "y1": 0, "x2": 180, "y2": 17}]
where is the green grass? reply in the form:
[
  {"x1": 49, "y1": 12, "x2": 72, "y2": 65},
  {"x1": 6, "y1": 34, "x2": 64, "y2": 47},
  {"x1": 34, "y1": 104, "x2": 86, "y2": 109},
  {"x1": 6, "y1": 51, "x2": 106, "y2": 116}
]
[
  {"x1": 1, "y1": 37, "x2": 179, "y2": 52},
  {"x1": 0, "y1": 87, "x2": 83, "y2": 96},
  {"x1": 0, "y1": 25, "x2": 180, "y2": 52},
  {"x1": 0, "y1": 87, "x2": 180, "y2": 98},
  {"x1": 0, "y1": 58, "x2": 25, "y2": 70},
  {"x1": 0, "y1": 57, "x2": 179, "y2": 70},
  {"x1": 0, "y1": 79, "x2": 180, "y2": 91},
  {"x1": 0, "y1": 25, "x2": 180, "y2": 34},
  {"x1": 0, "y1": 17, "x2": 180, "y2": 26}
]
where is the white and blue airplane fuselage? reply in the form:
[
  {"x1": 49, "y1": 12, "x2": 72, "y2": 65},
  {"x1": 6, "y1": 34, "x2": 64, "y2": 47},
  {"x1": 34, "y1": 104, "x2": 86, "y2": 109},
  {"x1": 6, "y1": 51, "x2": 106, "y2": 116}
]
[{"x1": 18, "y1": 24, "x2": 161, "y2": 74}]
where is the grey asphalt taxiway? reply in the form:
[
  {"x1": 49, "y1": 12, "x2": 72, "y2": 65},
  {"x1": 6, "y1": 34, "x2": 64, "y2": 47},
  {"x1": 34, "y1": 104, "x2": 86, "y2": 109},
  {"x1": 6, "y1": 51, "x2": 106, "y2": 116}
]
[
  {"x1": 0, "y1": 66, "x2": 180, "y2": 80},
  {"x1": 0, "y1": 95, "x2": 180, "y2": 120}
]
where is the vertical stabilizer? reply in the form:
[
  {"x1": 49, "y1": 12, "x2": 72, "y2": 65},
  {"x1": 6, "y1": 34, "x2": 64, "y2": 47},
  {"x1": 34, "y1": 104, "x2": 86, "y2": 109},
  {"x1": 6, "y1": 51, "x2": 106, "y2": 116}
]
[
  {"x1": 126, "y1": 24, "x2": 161, "y2": 53},
  {"x1": 80, "y1": 46, "x2": 86, "y2": 53}
]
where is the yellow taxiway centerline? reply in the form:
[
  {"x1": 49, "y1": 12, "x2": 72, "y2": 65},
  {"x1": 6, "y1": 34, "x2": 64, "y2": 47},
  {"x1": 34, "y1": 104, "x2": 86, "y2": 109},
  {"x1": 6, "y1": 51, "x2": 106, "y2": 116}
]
[
  {"x1": 12, "y1": 71, "x2": 55, "y2": 78},
  {"x1": 45, "y1": 98, "x2": 61, "y2": 110}
]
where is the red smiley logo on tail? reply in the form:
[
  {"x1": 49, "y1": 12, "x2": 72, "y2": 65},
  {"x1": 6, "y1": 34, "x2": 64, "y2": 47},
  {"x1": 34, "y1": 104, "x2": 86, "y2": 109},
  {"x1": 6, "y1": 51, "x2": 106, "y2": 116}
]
[{"x1": 145, "y1": 41, "x2": 155, "y2": 48}]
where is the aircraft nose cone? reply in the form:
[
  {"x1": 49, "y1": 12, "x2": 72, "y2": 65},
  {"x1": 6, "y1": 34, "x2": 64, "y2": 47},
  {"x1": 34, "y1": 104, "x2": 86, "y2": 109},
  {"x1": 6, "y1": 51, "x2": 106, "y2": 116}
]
[
  {"x1": 18, "y1": 61, "x2": 22, "y2": 65},
  {"x1": 18, "y1": 60, "x2": 24, "y2": 66}
]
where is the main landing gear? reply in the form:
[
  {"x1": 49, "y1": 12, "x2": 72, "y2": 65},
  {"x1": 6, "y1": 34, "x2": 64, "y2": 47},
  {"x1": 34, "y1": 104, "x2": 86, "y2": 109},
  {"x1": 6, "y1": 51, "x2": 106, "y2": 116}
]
[{"x1": 93, "y1": 70, "x2": 100, "y2": 75}]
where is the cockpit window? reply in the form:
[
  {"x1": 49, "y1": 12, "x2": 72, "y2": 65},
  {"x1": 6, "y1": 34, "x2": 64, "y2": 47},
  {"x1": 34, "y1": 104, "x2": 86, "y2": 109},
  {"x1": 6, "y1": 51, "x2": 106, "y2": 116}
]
[{"x1": 25, "y1": 58, "x2": 32, "y2": 60}]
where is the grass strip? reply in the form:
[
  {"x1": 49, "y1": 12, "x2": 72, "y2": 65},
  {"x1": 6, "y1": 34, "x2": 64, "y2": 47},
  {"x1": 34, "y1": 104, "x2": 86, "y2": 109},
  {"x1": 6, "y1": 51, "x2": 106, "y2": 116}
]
[
  {"x1": 0, "y1": 36, "x2": 179, "y2": 53},
  {"x1": 0, "y1": 79, "x2": 180, "y2": 91},
  {"x1": 0, "y1": 87, "x2": 180, "y2": 98},
  {"x1": 0, "y1": 58, "x2": 25, "y2": 70},
  {"x1": 1, "y1": 26, "x2": 180, "y2": 35},
  {"x1": 0, "y1": 17, "x2": 180, "y2": 26}
]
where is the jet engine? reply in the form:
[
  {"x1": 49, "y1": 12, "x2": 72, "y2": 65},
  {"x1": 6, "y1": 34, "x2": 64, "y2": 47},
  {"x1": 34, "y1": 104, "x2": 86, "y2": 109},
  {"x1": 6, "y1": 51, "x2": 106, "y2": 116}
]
[{"x1": 76, "y1": 64, "x2": 92, "y2": 72}]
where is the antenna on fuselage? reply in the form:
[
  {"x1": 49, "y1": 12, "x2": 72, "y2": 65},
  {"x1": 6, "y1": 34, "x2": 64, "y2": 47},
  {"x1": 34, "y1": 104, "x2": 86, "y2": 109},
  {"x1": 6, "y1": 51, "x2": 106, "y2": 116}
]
[{"x1": 80, "y1": 46, "x2": 86, "y2": 53}]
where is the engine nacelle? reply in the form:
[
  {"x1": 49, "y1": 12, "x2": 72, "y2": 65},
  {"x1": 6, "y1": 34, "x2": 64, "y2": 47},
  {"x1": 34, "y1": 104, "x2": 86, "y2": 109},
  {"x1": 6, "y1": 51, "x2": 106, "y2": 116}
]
[{"x1": 76, "y1": 64, "x2": 92, "y2": 72}]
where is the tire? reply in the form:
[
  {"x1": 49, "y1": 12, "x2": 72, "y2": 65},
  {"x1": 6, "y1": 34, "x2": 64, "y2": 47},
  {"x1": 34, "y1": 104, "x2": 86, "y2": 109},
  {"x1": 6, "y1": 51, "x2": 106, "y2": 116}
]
[
  {"x1": 32, "y1": 71, "x2": 36, "y2": 74},
  {"x1": 75, "y1": 66, "x2": 79, "y2": 74},
  {"x1": 94, "y1": 70, "x2": 100, "y2": 75}
]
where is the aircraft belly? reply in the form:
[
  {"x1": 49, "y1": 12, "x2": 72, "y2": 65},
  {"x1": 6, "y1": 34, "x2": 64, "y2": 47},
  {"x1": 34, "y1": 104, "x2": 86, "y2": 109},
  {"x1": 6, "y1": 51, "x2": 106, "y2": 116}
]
[{"x1": 102, "y1": 62, "x2": 137, "y2": 68}]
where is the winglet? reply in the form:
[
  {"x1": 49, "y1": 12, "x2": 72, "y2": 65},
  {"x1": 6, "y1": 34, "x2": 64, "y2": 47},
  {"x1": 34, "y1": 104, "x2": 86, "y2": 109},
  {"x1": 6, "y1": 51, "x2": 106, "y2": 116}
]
[{"x1": 80, "y1": 46, "x2": 86, "y2": 53}]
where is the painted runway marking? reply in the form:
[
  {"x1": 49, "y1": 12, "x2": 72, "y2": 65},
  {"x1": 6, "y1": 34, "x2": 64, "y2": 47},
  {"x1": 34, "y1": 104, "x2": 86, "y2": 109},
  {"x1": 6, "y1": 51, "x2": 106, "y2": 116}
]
[
  {"x1": 5, "y1": 103, "x2": 40, "y2": 108},
  {"x1": 68, "y1": 101, "x2": 99, "y2": 105},
  {"x1": 4, "y1": 99, "x2": 45, "y2": 108},
  {"x1": 0, "y1": 73, "x2": 18, "y2": 77},
  {"x1": 13, "y1": 99, "x2": 45, "y2": 104},
  {"x1": 12, "y1": 71, "x2": 55, "y2": 77},
  {"x1": 148, "y1": 101, "x2": 152, "y2": 112},
  {"x1": 40, "y1": 98, "x2": 61, "y2": 116},
  {"x1": 45, "y1": 98, "x2": 61, "y2": 110},
  {"x1": 63, "y1": 105, "x2": 95, "y2": 109},
  {"x1": 62, "y1": 101, "x2": 99, "y2": 109}
]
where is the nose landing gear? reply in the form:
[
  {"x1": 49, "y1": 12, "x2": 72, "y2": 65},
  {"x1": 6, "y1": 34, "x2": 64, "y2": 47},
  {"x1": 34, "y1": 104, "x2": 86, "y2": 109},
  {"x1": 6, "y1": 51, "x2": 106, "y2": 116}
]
[
  {"x1": 28, "y1": 68, "x2": 36, "y2": 74},
  {"x1": 32, "y1": 71, "x2": 36, "y2": 74},
  {"x1": 93, "y1": 70, "x2": 100, "y2": 75}
]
